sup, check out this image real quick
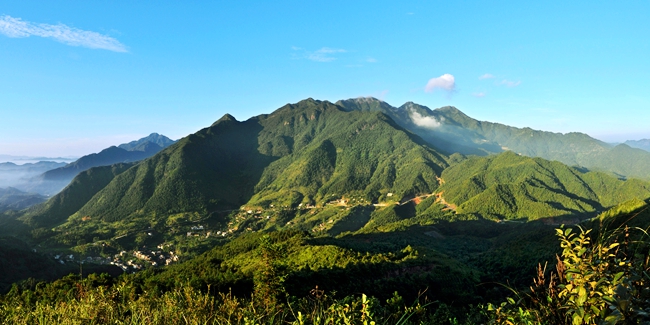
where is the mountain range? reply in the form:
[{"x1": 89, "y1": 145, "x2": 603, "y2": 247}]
[
  {"x1": 15, "y1": 133, "x2": 175, "y2": 196},
  {"x1": 0, "y1": 161, "x2": 67, "y2": 188},
  {"x1": 3, "y1": 97, "x2": 650, "y2": 320},
  {"x1": 625, "y1": 138, "x2": 650, "y2": 152},
  {"x1": 337, "y1": 98, "x2": 650, "y2": 180},
  {"x1": 8, "y1": 98, "x2": 649, "y2": 254}
]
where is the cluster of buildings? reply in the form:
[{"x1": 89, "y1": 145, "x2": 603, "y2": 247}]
[{"x1": 51, "y1": 245, "x2": 181, "y2": 273}]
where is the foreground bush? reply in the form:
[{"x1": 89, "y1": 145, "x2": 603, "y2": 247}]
[{"x1": 489, "y1": 224, "x2": 650, "y2": 325}]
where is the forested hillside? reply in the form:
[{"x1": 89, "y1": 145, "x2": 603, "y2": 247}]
[
  {"x1": 339, "y1": 97, "x2": 650, "y2": 180},
  {"x1": 18, "y1": 99, "x2": 447, "y2": 251},
  {"x1": 438, "y1": 151, "x2": 650, "y2": 220}
]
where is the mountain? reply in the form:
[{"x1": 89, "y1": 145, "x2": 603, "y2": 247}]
[
  {"x1": 337, "y1": 97, "x2": 650, "y2": 180},
  {"x1": 22, "y1": 99, "x2": 448, "y2": 248},
  {"x1": 6, "y1": 99, "x2": 650, "y2": 322},
  {"x1": 19, "y1": 163, "x2": 135, "y2": 229},
  {"x1": 625, "y1": 138, "x2": 650, "y2": 152},
  {"x1": 437, "y1": 151, "x2": 650, "y2": 221},
  {"x1": 0, "y1": 187, "x2": 47, "y2": 213},
  {"x1": 118, "y1": 133, "x2": 176, "y2": 151},
  {"x1": 15, "y1": 98, "x2": 650, "y2": 255},
  {"x1": 23, "y1": 134, "x2": 175, "y2": 196}
]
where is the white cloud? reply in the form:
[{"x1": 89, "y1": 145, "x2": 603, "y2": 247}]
[
  {"x1": 366, "y1": 57, "x2": 377, "y2": 63},
  {"x1": 409, "y1": 109, "x2": 443, "y2": 128},
  {"x1": 472, "y1": 92, "x2": 486, "y2": 97},
  {"x1": 425, "y1": 74, "x2": 456, "y2": 93},
  {"x1": 292, "y1": 46, "x2": 347, "y2": 62},
  {"x1": 479, "y1": 73, "x2": 495, "y2": 80},
  {"x1": 500, "y1": 79, "x2": 521, "y2": 87},
  {"x1": 0, "y1": 15, "x2": 127, "y2": 52},
  {"x1": 307, "y1": 47, "x2": 347, "y2": 62}
]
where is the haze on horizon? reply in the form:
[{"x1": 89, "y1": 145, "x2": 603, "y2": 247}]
[{"x1": 1, "y1": 1, "x2": 649, "y2": 157}]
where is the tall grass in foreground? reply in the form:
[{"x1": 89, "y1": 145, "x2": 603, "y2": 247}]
[{"x1": 0, "y1": 279, "x2": 473, "y2": 325}]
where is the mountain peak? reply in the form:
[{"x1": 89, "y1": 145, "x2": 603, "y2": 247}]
[
  {"x1": 336, "y1": 97, "x2": 394, "y2": 113},
  {"x1": 211, "y1": 114, "x2": 238, "y2": 127},
  {"x1": 398, "y1": 102, "x2": 435, "y2": 115},
  {"x1": 434, "y1": 106, "x2": 464, "y2": 114},
  {"x1": 118, "y1": 133, "x2": 175, "y2": 151},
  {"x1": 297, "y1": 97, "x2": 322, "y2": 105},
  {"x1": 349, "y1": 96, "x2": 383, "y2": 103}
]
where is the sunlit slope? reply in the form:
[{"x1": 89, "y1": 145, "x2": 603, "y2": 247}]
[
  {"x1": 65, "y1": 99, "x2": 448, "y2": 225},
  {"x1": 438, "y1": 151, "x2": 650, "y2": 220},
  {"x1": 248, "y1": 103, "x2": 448, "y2": 207}
]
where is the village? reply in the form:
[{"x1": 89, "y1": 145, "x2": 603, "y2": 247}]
[
  {"x1": 47, "y1": 192, "x2": 447, "y2": 272},
  {"x1": 50, "y1": 243, "x2": 181, "y2": 272}
]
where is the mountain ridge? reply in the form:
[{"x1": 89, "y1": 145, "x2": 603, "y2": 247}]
[
  {"x1": 338, "y1": 97, "x2": 650, "y2": 180},
  {"x1": 22, "y1": 134, "x2": 176, "y2": 196}
]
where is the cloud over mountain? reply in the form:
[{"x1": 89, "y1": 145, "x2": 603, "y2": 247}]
[
  {"x1": 425, "y1": 74, "x2": 455, "y2": 93},
  {"x1": 409, "y1": 109, "x2": 443, "y2": 128}
]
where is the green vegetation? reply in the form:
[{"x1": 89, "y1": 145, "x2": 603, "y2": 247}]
[
  {"x1": 339, "y1": 97, "x2": 650, "y2": 180},
  {"x1": 438, "y1": 151, "x2": 650, "y2": 220},
  {"x1": 4, "y1": 204, "x2": 647, "y2": 324},
  {"x1": 489, "y1": 206, "x2": 650, "y2": 324},
  {"x1": 0, "y1": 274, "x2": 470, "y2": 324},
  {"x1": 3, "y1": 98, "x2": 650, "y2": 324}
]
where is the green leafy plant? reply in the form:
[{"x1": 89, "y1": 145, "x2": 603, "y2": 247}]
[{"x1": 489, "y1": 223, "x2": 650, "y2": 325}]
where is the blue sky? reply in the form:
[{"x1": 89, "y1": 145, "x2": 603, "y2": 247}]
[{"x1": 1, "y1": 1, "x2": 649, "y2": 157}]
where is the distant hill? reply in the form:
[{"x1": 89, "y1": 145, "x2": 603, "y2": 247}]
[
  {"x1": 24, "y1": 134, "x2": 175, "y2": 196},
  {"x1": 0, "y1": 161, "x2": 67, "y2": 189},
  {"x1": 0, "y1": 187, "x2": 47, "y2": 213},
  {"x1": 118, "y1": 133, "x2": 176, "y2": 151},
  {"x1": 0, "y1": 154, "x2": 76, "y2": 164},
  {"x1": 337, "y1": 97, "x2": 650, "y2": 180},
  {"x1": 625, "y1": 139, "x2": 650, "y2": 152}
]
